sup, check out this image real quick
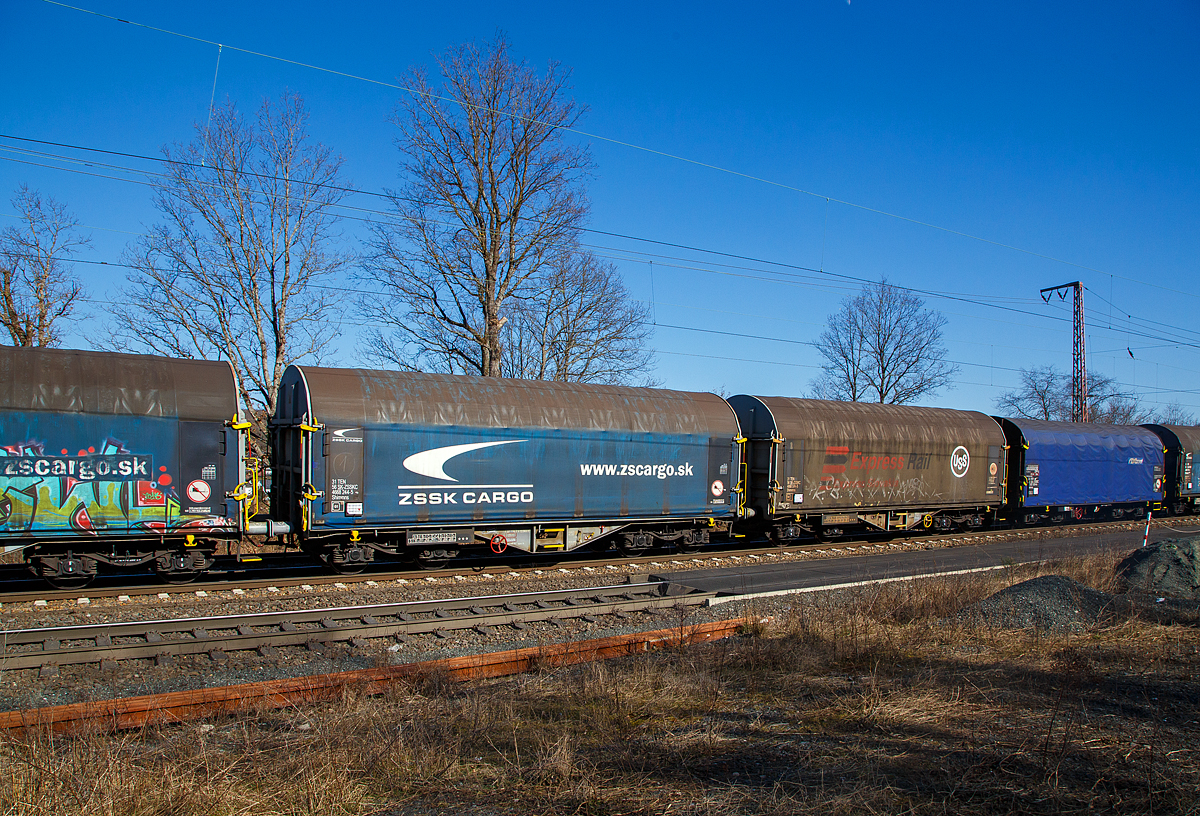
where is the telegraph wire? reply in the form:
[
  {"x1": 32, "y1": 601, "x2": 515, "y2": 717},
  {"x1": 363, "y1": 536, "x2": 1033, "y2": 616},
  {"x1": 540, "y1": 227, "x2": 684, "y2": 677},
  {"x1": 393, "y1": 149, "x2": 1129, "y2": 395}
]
[
  {"x1": 5, "y1": 144, "x2": 1199, "y2": 361},
  {"x1": 30, "y1": 264, "x2": 1196, "y2": 397},
  {"x1": 30, "y1": 1, "x2": 1200, "y2": 304},
  {"x1": 1, "y1": 135, "x2": 1192, "y2": 342}
]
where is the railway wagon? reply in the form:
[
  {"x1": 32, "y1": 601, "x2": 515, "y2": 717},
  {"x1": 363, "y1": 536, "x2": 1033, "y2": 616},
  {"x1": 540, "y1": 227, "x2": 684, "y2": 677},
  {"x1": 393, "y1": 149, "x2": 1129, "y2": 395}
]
[
  {"x1": 995, "y1": 418, "x2": 1164, "y2": 524},
  {"x1": 271, "y1": 366, "x2": 746, "y2": 569},
  {"x1": 1143, "y1": 424, "x2": 1200, "y2": 515},
  {"x1": 0, "y1": 346, "x2": 249, "y2": 585},
  {"x1": 727, "y1": 396, "x2": 1007, "y2": 538}
]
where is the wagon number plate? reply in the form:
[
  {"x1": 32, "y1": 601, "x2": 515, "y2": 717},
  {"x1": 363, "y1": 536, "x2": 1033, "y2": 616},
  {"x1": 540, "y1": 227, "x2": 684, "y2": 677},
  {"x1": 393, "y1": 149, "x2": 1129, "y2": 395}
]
[{"x1": 408, "y1": 530, "x2": 473, "y2": 545}]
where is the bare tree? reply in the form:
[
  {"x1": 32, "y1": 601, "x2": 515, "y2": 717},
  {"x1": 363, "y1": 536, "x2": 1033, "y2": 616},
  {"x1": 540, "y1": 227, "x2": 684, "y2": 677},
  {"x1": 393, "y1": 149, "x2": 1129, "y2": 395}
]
[
  {"x1": 499, "y1": 249, "x2": 656, "y2": 384},
  {"x1": 113, "y1": 92, "x2": 350, "y2": 418},
  {"x1": 994, "y1": 365, "x2": 1066, "y2": 420},
  {"x1": 810, "y1": 278, "x2": 958, "y2": 404},
  {"x1": 1151, "y1": 402, "x2": 1198, "y2": 425},
  {"x1": 361, "y1": 35, "x2": 591, "y2": 376},
  {"x1": 996, "y1": 365, "x2": 1160, "y2": 423},
  {"x1": 0, "y1": 186, "x2": 88, "y2": 347}
]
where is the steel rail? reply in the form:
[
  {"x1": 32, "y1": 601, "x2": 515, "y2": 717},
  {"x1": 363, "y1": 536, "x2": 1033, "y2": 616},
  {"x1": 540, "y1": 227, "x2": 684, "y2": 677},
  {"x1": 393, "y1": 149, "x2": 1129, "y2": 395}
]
[
  {"x1": 0, "y1": 618, "x2": 751, "y2": 735},
  {"x1": 2, "y1": 515, "x2": 1195, "y2": 603},
  {"x1": 1, "y1": 581, "x2": 711, "y2": 672}
]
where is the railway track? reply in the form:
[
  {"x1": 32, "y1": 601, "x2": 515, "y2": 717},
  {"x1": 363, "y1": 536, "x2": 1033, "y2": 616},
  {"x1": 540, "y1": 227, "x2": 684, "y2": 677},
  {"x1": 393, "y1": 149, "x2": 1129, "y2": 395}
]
[
  {"x1": 1, "y1": 580, "x2": 709, "y2": 674},
  {"x1": 2, "y1": 514, "x2": 1194, "y2": 604}
]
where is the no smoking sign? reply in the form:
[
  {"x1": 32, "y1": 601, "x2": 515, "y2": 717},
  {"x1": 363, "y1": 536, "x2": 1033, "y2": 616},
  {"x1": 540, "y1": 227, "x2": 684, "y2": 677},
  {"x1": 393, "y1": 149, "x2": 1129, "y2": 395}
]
[{"x1": 186, "y1": 480, "x2": 211, "y2": 503}]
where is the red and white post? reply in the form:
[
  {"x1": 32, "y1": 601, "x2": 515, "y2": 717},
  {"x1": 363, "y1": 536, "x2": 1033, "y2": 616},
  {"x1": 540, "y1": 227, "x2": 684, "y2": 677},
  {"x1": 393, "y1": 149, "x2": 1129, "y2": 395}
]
[{"x1": 1142, "y1": 510, "x2": 1152, "y2": 547}]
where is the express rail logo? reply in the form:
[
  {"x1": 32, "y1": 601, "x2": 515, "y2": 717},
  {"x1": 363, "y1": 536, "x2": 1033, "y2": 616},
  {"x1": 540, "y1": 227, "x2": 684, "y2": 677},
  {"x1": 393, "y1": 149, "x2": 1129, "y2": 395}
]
[{"x1": 820, "y1": 445, "x2": 969, "y2": 483}]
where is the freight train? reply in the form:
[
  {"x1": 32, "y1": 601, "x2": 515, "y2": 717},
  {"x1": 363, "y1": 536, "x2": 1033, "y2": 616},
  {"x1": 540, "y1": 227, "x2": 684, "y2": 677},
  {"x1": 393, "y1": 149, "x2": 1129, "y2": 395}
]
[{"x1": 2, "y1": 346, "x2": 1197, "y2": 587}]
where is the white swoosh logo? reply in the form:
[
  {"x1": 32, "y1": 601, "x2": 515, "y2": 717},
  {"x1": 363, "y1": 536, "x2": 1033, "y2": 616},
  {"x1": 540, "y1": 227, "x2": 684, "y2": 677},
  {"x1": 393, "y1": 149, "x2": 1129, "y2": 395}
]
[{"x1": 402, "y1": 440, "x2": 525, "y2": 482}]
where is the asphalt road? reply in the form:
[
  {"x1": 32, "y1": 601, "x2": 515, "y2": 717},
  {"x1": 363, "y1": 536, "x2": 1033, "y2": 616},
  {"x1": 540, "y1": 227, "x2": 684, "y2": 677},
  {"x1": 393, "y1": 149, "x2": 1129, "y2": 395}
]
[{"x1": 660, "y1": 525, "x2": 1200, "y2": 599}]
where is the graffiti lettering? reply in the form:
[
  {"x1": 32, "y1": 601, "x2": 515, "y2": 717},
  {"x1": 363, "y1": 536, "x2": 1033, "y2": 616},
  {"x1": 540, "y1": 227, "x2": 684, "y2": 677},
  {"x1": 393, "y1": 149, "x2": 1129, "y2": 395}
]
[
  {"x1": 1, "y1": 436, "x2": 230, "y2": 537},
  {"x1": 2, "y1": 455, "x2": 150, "y2": 480}
]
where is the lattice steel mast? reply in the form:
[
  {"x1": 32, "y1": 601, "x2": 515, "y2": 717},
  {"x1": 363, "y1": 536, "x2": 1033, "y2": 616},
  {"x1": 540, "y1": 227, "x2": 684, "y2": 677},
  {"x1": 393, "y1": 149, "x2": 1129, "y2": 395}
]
[{"x1": 1040, "y1": 282, "x2": 1088, "y2": 422}]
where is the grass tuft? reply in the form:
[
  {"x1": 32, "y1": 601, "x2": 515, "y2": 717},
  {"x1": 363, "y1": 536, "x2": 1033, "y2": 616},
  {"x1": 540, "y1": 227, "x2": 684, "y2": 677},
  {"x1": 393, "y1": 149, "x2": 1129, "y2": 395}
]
[{"x1": 3, "y1": 548, "x2": 1197, "y2": 815}]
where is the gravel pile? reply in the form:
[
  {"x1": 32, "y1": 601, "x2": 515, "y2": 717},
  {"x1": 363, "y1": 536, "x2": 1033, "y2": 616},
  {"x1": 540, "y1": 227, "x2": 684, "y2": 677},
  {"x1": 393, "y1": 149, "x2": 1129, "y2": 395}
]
[
  {"x1": 953, "y1": 575, "x2": 1124, "y2": 635},
  {"x1": 953, "y1": 536, "x2": 1200, "y2": 635},
  {"x1": 1117, "y1": 537, "x2": 1200, "y2": 600}
]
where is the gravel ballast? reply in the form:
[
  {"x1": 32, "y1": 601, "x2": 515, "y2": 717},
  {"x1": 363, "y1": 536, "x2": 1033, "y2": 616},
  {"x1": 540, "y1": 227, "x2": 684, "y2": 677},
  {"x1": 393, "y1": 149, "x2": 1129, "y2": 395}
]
[{"x1": 3, "y1": 533, "x2": 1199, "y2": 715}]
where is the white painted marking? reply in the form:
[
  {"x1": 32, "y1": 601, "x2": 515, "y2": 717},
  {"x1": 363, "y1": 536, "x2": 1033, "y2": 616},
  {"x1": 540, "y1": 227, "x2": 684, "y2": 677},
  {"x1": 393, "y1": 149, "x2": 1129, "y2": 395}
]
[
  {"x1": 706, "y1": 564, "x2": 1012, "y2": 606},
  {"x1": 401, "y1": 440, "x2": 526, "y2": 482}
]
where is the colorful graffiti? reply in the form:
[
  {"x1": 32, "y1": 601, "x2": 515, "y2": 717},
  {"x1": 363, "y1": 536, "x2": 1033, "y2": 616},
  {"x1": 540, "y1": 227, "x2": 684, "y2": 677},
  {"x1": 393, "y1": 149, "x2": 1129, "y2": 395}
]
[{"x1": 0, "y1": 437, "x2": 232, "y2": 540}]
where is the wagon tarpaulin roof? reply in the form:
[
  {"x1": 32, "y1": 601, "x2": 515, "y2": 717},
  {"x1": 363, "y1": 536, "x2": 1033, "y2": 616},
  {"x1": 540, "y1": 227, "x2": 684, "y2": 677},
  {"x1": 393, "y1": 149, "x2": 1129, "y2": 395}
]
[
  {"x1": 0, "y1": 346, "x2": 238, "y2": 421},
  {"x1": 1145, "y1": 424, "x2": 1200, "y2": 455},
  {"x1": 729, "y1": 396, "x2": 1005, "y2": 448},
  {"x1": 998, "y1": 417, "x2": 1163, "y2": 506},
  {"x1": 275, "y1": 366, "x2": 740, "y2": 436}
]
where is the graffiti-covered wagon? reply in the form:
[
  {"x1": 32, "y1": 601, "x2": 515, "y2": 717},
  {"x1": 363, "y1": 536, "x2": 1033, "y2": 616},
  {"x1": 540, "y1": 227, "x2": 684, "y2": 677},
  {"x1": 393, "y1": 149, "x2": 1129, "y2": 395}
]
[
  {"x1": 0, "y1": 346, "x2": 250, "y2": 585},
  {"x1": 728, "y1": 395, "x2": 1008, "y2": 539}
]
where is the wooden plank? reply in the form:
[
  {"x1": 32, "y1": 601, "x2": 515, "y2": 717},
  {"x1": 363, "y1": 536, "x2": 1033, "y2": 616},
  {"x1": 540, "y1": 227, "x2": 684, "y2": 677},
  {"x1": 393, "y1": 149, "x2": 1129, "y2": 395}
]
[{"x1": 0, "y1": 618, "x2": 749, "y2": 735}]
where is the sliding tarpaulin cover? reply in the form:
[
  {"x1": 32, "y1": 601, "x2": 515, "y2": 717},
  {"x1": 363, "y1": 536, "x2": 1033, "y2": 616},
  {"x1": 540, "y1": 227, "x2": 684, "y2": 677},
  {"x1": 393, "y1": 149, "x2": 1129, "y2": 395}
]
[{"x1": 1000, "y1": 418, "x2": 1163, "y2": 507}]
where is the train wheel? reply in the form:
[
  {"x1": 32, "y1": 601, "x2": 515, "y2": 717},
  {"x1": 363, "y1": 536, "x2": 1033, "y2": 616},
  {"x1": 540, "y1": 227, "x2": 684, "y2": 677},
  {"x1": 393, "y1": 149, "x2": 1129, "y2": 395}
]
[
  {"x1": 617, "y1": 532, "x2": 652, "y2": 557},
  {"x1": 156, "y1": 551, "x2": 213, "y2": 583},
  {"x1": 43, "y1": 572, "x2": 95, "y2": 590},
  {"x1": 322, "y1": 545, "x2": 374, "y2": 574},
  {"x1": 414, "y1": 548, "x2": 457, "y2": 570},
  {"x1": 672, "y1": 531, "x2": 698, "y2": 553},
  {"x1": 35, "y1": 555, "x2": 96, "y2": 589},
  {"x1": 159, "y1": 571, "x2": 201, "y2": 585}
]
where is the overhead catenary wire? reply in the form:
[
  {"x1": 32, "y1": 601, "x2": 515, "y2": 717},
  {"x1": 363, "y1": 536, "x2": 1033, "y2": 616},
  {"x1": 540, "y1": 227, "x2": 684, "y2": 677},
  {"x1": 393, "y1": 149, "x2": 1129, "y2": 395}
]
[
  {"x1": 23, "y1": 253, "x2": 1194, "y2": 404},
  {"x1": 3, "y1": 135, "x2": 1196, "y2": 353},
  {"x1": 5, "y1": 154, "x2": 1198, "y2": 366},
  {"x1": 27, "y1": 0, "x2": 1200, "y2": 306}
]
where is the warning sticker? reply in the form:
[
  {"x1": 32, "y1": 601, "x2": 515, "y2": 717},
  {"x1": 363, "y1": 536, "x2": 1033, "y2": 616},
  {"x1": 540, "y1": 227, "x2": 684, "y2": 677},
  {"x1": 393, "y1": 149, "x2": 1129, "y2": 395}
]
[{"x1": 186, "y1": 480, "x2": 211, "y2": 503}]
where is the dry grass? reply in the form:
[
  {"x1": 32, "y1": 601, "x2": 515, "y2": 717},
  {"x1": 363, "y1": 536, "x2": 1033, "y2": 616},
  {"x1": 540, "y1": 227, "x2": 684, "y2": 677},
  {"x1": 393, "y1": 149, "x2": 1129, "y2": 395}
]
[{"x1": 2, "y1": 551, "x2": 1198, "y2": 815}]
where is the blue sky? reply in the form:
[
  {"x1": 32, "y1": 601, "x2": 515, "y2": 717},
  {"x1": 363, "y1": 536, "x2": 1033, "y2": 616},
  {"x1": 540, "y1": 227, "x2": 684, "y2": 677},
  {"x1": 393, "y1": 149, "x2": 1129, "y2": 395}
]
[{"x1": 2, "y1": 0, "x2": 1197, "y2": 414}]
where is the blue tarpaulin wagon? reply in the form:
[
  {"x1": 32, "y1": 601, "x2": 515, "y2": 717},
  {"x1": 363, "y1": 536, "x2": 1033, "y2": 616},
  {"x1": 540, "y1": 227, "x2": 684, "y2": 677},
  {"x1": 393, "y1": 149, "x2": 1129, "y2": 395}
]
[
  {"x1": 1142, "y1": 424, "x2": 1200, "y2": 515},
  {"x1": 995, "y1": 417, "x2": 1164, "y2": 524},
  {"x1": 728, "y1": 396, "x2": 1007, "y2": 538},
  {"x1": 270, "y1": 366, "x2": 745, "y2": 569},
  {"x1": 0, "y1": 346, "x2": 248, "y2": 585}
]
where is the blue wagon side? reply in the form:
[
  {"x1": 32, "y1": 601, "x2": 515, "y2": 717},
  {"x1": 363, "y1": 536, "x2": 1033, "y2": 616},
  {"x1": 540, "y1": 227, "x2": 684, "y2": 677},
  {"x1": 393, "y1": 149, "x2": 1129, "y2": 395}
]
[
  {"x1": 995, "y1": 417, "x2": 1164, "y2": 524},
  {"x1": 270, "y1": 366, "x2": 745, "y2": 568},
  {"x1": 0, "y1": 346, "x2": 249, "y2": 584}
]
